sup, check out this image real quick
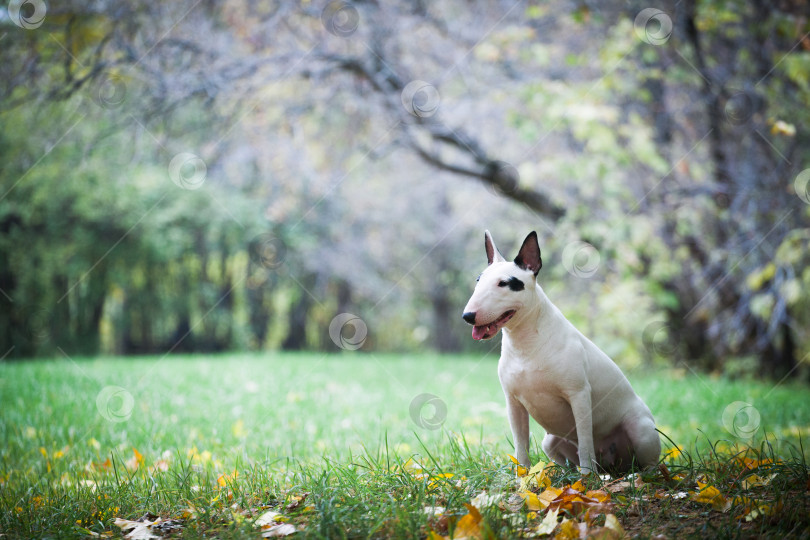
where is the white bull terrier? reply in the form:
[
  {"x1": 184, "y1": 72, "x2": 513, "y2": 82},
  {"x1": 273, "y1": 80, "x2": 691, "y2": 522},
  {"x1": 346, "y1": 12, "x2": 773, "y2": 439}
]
[{"x1": 462, "y1": 230, "x2": 660, "y2": 475}]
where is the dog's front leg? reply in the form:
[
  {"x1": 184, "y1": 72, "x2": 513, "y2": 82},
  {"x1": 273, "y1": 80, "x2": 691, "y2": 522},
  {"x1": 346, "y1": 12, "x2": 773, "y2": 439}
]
[
  {"x1": 569, "y1": 386, "x2": 597, "y2": 474},
  {"x1": 505, "y1": 394, "x2": 531, "y2": 467}
]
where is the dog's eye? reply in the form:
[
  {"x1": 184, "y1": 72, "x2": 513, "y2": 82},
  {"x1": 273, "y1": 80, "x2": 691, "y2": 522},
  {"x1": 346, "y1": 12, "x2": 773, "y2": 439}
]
[
  {"x1": 476, "y1": 274, "x2": 482, "y2": 282},
  {"x1": 498, "y1": 277, "x2": 525, "y2": 291}
]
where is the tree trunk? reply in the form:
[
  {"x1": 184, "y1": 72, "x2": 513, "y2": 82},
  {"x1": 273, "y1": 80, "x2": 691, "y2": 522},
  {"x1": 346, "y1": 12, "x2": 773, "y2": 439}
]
[{"x1": 282, "y1": 275, "x2": 314, "y2": 350}]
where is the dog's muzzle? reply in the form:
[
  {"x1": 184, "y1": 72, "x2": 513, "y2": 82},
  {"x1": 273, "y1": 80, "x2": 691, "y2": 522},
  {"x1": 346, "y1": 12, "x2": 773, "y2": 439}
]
[{"x1": 462, "y1": 309, "x2": 516, "y2": 340}]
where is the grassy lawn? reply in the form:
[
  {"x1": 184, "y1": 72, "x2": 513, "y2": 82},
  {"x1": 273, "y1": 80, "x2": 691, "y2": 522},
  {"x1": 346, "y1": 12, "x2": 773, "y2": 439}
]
[{"x1": 1, "y1": 352, "x2": 809, "y2": 538}]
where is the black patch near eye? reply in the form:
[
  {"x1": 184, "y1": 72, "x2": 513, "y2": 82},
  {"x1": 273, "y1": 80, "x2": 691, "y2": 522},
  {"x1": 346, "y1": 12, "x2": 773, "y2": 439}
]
[{"x1": 498, "y1": 277, "x2": 525, "y2": 291}]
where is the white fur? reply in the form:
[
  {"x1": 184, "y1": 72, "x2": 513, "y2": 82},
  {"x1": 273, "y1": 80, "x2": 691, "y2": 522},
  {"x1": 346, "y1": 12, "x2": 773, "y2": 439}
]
[{"x1": 463, "y1": 231, "x2": 661, "y2": 474}]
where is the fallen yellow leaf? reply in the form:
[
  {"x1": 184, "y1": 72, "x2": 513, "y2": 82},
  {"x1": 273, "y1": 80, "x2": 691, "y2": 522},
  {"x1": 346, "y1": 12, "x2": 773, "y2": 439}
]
[
  {"x1": 740, "y1": 473, "x2": 776, "y2": 489},
  {"x1": 217, "y1": 469, "x2": 238, "y2": 487},
  {"x1": 535, "y1": 507, "x2": 560, "y2": 535},
  {"x1": 519, "y1": 490, "x2": 545, "y2": 511},
  {"x1": 520, "y1": 461, "x2": 552, "y2": 492},
  {"x1": 453, "y1": 503, "x2": 485, "y2": 539},
  {"x1": 586, "y1": 490, "x2": 610, "y2": 501},
  {"x1": 538, "y1": 486, "x2": 563, "y2": 508},
  {"x1": 569, "y1": 479, "x2": 586, "y2": 492},
  {"x1": 771, "y1": 120, "x2": 796, "y2": 136},
  {"x1": 402, "y1": 457, "x2": 424, "y2": 475},
  {"x1": 428, "y1": 472, "x2": 455, "y2": 491},
  {"x1": 585, "y1": 513, "x2": 625, "y2": 539},
  {"x1": 554, "y1": 517, "x2": 585, "y2": 540},
  {"x1": 507, "y1": 454, "x2": 528, "y2": 476},
  {"x1": 732, "y1": 496, "x2": 782, "y2": 522},
  {"x1": 690, "y1": 483, "x2": 731, "y2": 512}
]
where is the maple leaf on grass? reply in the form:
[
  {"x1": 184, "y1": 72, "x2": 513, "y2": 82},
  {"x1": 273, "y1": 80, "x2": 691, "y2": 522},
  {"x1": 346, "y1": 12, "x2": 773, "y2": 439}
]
[{"x1": 547, "y1": 486, "x2": 614, "y2": 516}]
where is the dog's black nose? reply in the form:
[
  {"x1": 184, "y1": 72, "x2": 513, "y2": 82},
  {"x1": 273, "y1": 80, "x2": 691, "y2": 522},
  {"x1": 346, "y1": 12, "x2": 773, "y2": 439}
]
[{"x1": 462, "y1": 311, "x2": 477, "y2": 325}]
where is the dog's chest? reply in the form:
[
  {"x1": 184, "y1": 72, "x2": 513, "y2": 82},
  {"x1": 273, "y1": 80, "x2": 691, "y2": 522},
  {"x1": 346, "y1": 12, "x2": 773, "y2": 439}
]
[{"x1": 498, "y1": 356, "x2": 576, "y2": 436}]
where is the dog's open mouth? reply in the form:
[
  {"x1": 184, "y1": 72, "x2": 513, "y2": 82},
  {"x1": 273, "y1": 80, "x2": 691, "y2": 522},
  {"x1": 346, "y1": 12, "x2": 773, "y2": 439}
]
[{"x1": 472, "y1": 310, "x2": 516, "y2": 340}]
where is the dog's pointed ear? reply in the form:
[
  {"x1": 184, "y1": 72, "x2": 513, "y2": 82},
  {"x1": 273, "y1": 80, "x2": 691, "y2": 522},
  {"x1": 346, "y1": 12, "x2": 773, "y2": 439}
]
[
  {"x1": 484, "y1": 230, "x2": 506, "y2": 265},
  {"x1": 514, "y1": 231, "x2": 542, "y2": 275}
]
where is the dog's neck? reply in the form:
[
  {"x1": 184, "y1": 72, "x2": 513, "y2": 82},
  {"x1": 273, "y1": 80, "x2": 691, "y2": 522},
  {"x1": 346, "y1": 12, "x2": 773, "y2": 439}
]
[{"x1": 502, "y1": 281, "x2": 555, "y2": 343}]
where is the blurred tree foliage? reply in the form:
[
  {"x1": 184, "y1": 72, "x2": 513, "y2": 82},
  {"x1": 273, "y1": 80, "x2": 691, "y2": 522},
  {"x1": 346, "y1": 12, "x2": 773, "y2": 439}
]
[{"x1": 0, "y1": 0, "x2": 808, "y2": 380}]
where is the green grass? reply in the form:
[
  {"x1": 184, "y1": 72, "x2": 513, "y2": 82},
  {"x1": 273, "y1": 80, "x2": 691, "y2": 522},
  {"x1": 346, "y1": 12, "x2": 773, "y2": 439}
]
[{"x1": 1, "y1": 352, "x2": 809, "y2": 538}]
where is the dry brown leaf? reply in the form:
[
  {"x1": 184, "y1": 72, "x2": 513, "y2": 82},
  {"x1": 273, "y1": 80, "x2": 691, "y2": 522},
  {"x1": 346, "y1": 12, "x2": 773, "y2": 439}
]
[
  {"x1": 604, "y1": 481, "x2": 631, "y2": 493},
  {"x1": 548, "y1": 487, "x2": 613, "y2": 516}
]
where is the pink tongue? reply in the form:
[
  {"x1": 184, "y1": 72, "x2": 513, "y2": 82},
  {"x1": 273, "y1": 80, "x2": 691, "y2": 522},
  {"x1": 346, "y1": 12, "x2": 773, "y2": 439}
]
[{"x1": 472, "y1": 325, "x2": 491, "y2": 340}]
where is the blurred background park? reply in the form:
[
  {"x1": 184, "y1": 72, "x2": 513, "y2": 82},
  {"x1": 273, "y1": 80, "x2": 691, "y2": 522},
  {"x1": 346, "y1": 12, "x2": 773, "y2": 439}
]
[{"x1": 1, "y1": 0, "x2": 810, "y2": 382}]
